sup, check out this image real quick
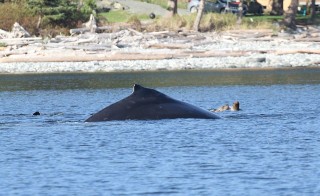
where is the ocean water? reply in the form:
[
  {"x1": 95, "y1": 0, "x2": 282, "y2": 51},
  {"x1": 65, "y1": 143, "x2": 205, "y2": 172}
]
[{"x1": 1, "y1": 69, "x2": 320, "y2": 195}]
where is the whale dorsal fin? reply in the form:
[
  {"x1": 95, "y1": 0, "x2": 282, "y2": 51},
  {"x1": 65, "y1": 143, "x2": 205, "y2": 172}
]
[{"x1": 133, "y1": 84, "x2": 143, "y2": 93}]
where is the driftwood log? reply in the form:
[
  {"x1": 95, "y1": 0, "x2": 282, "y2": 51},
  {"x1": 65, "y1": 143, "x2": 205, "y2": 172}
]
[
  {"x1": 276, "y1": 50, "x2": 320, "y2": 55},
  {"x1": 0, "y1": 50, "x2": 251, "y2": 63},
  {"x1": 0, "y1": 37, "x2": 42, "y2": 46}
]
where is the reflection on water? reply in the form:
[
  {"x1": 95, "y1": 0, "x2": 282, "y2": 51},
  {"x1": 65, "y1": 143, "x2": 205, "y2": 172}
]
[{"x1": 1, "y1": 67, "x2": 320, "y2": 91}]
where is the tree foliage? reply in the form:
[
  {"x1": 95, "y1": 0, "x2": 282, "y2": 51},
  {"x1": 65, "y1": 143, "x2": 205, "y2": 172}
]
[
  {"x1": 80, "y1": 0, "x2": 97, "y2": 16},
  {"x1": 27, "y1": 0, "x2": 78, "y2": 27},
  {"x1": 25, "y1": 0, "x2": 96, "y2": 28}
]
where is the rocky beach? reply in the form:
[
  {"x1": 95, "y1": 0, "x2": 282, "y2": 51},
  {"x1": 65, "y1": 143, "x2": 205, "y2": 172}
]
[
  {"x1": 1, "y1": 0, "x2": 320, "y2": 74},
  {"x1": 1, "y1": 26, "x2": 320, "y2": 74},
  {"x1": 1, "y1": 25, "x2": 320, "y2": 74}
]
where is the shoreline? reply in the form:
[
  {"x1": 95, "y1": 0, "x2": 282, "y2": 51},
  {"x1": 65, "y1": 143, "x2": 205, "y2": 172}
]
[
  {"x1": 1, "y1": 28, "x2": 320, "y2": 74},
  {"x1": 1, "y1": 61, "x2": 320, "y2": 75},
  {"x1": 1, "y1": 53, "x2": 320, "y2": 74},
  {"x1": 1, "y1": 66, "x2": 320, "y2": 75}
]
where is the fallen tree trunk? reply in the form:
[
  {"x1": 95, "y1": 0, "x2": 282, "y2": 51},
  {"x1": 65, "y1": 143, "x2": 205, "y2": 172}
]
[
  {"x1": 146, "y1": 43, "x2": 192, "y2": 49},
  {"x1": 293, "y1": 38, "x2": 320, "y2": 42},
  {"x1": 276, "y1": 49, "x2": 320, "y2": 55},
  {"x1": 0, "y1": 37, "x2": 42, "y2": 45},
  {"x1": 0, "y1": 50, "x2": 251, "y2": 63},
  {"x1": 0, "y1": 50, "x2": 28, "y2": 58}
]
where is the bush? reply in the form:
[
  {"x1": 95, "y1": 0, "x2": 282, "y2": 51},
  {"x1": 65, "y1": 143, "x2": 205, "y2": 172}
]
[
  {"x1": 0, "y1": 2, "x2": 38, "y2": 35},
  {"x1": 127, "y1": 16, "x2": 142, "y2": 31}
]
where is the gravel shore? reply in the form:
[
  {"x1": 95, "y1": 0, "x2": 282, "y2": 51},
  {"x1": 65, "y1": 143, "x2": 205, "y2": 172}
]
[
  {"x1": 1, "y1": 53, "x2": 320, "y2": 74},
  {"x1": 1, "y1": 28, "x2": 320, "y2": 74}
]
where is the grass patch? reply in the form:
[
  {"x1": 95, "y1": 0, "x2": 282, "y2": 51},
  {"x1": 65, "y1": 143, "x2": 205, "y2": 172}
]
[
  {"x1": 99, "y1": 10, "x2": 149, "y2": 23},
  {"x1": 296, "y1": 14, "x2": 320, "y2": 25},
  {"x1": 154, "y1": 15, "x2": 188, "y2": 30},
  {"x1": 200, "y1": 13, "x2": 238, "y2": 31},
  {"x1": 151, "y1": 13, "x2": 276, "y2": 32},
  {"x1": 245, "y1": 14, "x2": 320, "y2": 25},
  {"x1": 241, "y1": 16, "x2": 276, "y2": 30}
]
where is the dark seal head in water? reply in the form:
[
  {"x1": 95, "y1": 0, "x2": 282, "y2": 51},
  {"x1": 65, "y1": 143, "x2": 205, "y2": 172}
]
[
  {"x1": 33, "y1": 111, "x2": 40, "y2": 116},
  {"x1": 85, "y1": 84, "x2": 219, "y2": 122}
]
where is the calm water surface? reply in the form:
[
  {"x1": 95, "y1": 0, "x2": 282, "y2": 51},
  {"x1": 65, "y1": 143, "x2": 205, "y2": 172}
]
[{"x1": 1, "y1": 68, "x2": 320, "y2": 195}]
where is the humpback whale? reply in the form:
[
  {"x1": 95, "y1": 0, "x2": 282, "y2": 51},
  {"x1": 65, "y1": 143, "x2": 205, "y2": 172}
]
[{"x1": 85, "y1": 84, "x2": 219, "y2": 122}]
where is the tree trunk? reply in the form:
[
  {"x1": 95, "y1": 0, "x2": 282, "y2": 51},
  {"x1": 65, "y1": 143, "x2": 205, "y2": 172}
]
[
  {"x1": 193, "y1": 0, "x2": 205, "y2": 31},
  {"x1": 282, "y1": 0, "x2": 299, "y2": 30},
  {"x1": 310, "y1": 0, "x2": 316, "y2": 21},
  {"x1": 167, "y1": 0, "x2": 178, "y2": 16},
  {"x1": 270, "y1": 0, "x2": 284, "y2": 15},
  {"x1": 237, "y1": 0, "x2": 243, "y2": 24}
]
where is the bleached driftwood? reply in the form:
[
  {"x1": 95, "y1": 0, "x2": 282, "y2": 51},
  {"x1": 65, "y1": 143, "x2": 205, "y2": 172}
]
[
  {"x1": 127, "y1": 28, "x2": 143, "y2": 36},
  {"x1": 145, "y1": 43, "x2": 192, "y2": 49},
  {"x1": 148, "y1": 31, "x2": 170, "y2": 35},
  {"x1": 275, "y1": 49, "x2": 320, "y2": 55},
  {"x1": 11, "y1": 22, "x2": 30, "y2": 38},
  {"x1": 293, "y1": 38, "x2": 320, "y2": 42},
  {"x1": 0, "y1": 37, "x2": 42, "y2": 45},
  {"x1": 0, "y1": 50, "x2": 29, "y2": 58},
  {"x1": 0, "y1": 49, "x2": 252, "y2": 63},
  {"x1": 0, "y1": 29, "x2": 10, "y2": 39},
  {"x1": 70, "y1": 26, "x2": 115, "y2": 35}
]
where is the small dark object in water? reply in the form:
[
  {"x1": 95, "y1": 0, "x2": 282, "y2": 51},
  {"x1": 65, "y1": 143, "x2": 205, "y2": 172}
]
[
  {"x1": 149, "y1": 13, "x2": 156, "y2": 19},
  {"x1": 33, "y1": 111, "x2": 40, "y2": 116}
]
